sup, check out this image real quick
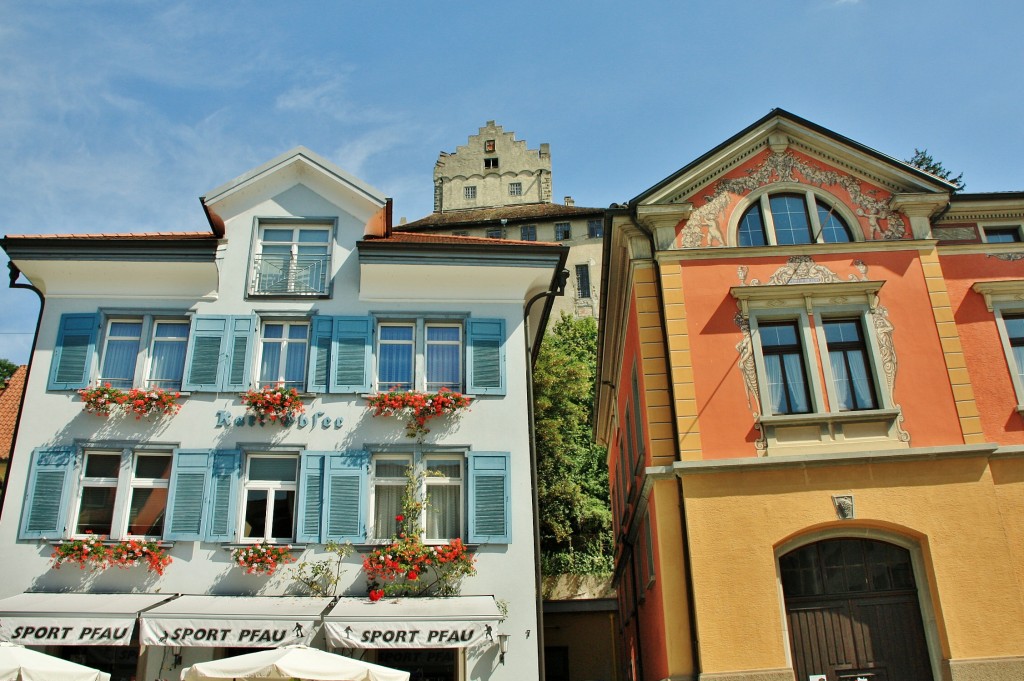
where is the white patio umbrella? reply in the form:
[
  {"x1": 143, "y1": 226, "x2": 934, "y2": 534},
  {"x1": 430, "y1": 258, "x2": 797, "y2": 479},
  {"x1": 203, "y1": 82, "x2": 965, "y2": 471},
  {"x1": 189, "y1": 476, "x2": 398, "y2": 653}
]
[
  {"x1": 180, "y1": 644, "x2": 410, "y2": 681},
  {"x1": 0, "y1": 641, "x2": 111, "y2": 681}
]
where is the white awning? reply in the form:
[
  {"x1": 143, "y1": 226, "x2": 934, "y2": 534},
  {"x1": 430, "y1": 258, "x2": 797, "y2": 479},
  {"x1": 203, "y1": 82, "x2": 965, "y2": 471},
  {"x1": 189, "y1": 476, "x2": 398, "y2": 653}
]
[
  {"x1": 323, "y1": 596, "x2": 502, "y2": 649},
  {"x1": 139, "y1": 595, "x2": 334, "y2": 648},
  {"x1": 0, "y1": 592, "x2": 173, "y2": 646}
]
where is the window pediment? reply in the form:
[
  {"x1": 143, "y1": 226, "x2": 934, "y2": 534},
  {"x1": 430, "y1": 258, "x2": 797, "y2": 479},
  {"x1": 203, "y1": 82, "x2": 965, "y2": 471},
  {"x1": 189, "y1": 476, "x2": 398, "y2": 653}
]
[
  {"x1": 972, "y1": 280, "x2": 1024, "y2": 311},
  {"x1": 731, "y1": 280, "x2": 884, "y2": 319}
]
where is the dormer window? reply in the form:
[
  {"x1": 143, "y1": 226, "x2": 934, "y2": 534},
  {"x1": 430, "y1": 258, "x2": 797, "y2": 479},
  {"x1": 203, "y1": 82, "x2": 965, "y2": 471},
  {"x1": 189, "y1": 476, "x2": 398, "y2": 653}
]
[
  {"x1": 250, "y1": 222, "x2": 332, "y2": 296},
  {"x1": 738, "y1": 192, "x2": 853, "y2": 246}
]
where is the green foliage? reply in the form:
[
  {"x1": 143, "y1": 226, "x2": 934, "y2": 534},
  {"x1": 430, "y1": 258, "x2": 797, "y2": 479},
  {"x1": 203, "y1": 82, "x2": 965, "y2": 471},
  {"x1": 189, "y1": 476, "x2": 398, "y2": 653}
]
[
  {"x1": 905, "y1": 148, "x2": 965, "y2": 192},
  {"x1": 290, "y1": 541, "x2": 355, "y2": 596},
  {"x1": 534, "y1": 313, "x2": 612, "y2": 575},
  {"x1": 0, "y1": 359, "x2": 17, "y2": 388}
]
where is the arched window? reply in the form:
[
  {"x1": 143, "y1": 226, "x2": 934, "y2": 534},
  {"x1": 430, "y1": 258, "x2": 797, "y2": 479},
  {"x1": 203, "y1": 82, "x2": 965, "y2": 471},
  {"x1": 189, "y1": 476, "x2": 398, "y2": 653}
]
[{"x1": 736, "y1": 191, "x2": 853, "y2": 246}]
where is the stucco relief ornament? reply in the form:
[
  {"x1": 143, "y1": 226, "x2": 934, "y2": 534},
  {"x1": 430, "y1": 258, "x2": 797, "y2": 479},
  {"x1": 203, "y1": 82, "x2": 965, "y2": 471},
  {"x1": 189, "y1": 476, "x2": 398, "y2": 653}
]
[
  {"x1": 988, "y1": 252, "x2": 1024, "y2": 262},
  {"x1": 871, "y1": 305, "x2": 910, "y2": 443},
  {"x1": 679, "y1": 151, "x2": 907, "y2": 248}
]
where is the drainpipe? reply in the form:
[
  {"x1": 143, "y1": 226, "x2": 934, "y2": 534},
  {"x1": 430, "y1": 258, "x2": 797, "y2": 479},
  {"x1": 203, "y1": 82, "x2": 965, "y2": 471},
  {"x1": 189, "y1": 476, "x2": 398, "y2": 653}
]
[
  {"x1": 523, "y1": 267, "x2": 569, "y2": 681},
  {"x1": 629, "y1": 217, "x2": 702, "y2": 676},
  {"x1": 0, "y1": 262, "x2": 44, "y2": 520}
]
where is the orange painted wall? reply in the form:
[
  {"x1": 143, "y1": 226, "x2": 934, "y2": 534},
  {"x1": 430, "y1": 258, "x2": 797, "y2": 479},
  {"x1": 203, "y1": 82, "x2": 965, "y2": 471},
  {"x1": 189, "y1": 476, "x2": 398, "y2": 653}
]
[
  {"x1": 674, "y1": 249, "x2": 965, "y2": 459},
  {"x1": 940, "y1": 252, "x2": 1024, "y2": 444}
]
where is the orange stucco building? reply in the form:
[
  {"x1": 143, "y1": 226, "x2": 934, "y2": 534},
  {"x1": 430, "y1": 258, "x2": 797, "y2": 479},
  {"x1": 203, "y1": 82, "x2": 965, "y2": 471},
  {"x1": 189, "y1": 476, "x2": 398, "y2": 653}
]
[{"x1": 595, "y1": 110, "x2": 1024, "y2": 681}]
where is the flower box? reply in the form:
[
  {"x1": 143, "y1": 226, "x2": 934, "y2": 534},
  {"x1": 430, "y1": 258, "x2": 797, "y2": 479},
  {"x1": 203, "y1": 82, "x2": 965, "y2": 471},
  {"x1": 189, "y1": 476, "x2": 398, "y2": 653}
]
[
  {"x1": 232, "y1": 543, "x2": 296, "y2": 575},
  {"x1": 78, "y1": 384, "x2": 182, "y2": 419},
  {"x1": 366, "y1": 388, "x2": 472, "y2": 440},
  {"x1": 241, "y1": 385, "x2": 305, "y2": 425}
]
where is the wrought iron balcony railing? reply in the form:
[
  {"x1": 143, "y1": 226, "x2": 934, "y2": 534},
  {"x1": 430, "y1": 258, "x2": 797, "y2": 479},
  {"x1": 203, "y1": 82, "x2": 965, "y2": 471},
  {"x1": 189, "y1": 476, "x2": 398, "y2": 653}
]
[{"x1": 250, "y1": 254, "x2": 329, "y2": 295}]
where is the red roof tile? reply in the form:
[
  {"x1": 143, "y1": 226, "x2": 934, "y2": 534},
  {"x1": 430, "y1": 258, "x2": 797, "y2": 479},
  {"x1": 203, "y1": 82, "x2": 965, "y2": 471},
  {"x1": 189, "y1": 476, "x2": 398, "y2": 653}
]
[{"x1": 0, "y1": 366, "x2": 27, "y2": 460}]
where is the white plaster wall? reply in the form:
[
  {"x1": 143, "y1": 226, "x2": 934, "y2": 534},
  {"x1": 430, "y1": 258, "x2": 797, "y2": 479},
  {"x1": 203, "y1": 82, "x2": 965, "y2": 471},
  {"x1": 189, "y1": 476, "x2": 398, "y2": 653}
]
[{"x1": 0, "y1": 177, "x2": 543, "y2": 681}]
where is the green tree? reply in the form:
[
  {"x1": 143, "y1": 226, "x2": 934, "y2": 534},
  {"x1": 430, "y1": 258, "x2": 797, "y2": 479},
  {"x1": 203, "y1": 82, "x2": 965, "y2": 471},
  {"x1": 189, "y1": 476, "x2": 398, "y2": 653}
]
[
  {"x1": 905, "y1": 148, "x2": 965, "y2": 192},
  {"x1": 534, "y1": 313, "x2": 612, "y2": 575},
  {"x1": 0, "y1": 359, "x2": 17, "y2": 388}
]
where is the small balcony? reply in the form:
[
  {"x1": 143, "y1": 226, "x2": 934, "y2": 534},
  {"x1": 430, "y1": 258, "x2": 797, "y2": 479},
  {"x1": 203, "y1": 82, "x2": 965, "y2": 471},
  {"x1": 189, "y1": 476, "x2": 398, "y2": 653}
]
[{"x1": 250, "y1": 254, "x2": 329, "y2": 296}]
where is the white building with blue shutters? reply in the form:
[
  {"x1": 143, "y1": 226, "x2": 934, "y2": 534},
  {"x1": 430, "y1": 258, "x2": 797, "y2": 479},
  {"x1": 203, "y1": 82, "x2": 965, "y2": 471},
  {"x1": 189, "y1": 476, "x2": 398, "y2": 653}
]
[{"x1": 0, "y1": 148, "x2": 567, "y2": 681}]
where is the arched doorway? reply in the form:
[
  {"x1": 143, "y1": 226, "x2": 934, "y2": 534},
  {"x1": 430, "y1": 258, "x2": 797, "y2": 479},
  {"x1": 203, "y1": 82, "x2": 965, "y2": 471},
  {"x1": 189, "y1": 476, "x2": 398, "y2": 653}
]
[{"x1": 779, "y1": 537, "x2": 933, "y2": 681}]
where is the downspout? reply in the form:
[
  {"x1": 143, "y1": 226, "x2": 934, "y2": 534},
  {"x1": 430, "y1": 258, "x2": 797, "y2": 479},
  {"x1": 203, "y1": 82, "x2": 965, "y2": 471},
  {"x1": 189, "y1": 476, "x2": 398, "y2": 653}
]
[
  {"x1": 524, "y1": 266, "x2": 569, "y2": 681},
  {"x1": 630, "y1": 216, "x2": 702, "y2": 676},
  {"x1": 0, "y1": 262, "x2": 44, "y2": 520}
]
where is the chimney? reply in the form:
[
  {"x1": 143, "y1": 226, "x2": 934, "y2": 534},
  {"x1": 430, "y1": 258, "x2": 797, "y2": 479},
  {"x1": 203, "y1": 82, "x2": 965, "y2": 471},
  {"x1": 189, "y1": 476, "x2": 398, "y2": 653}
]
[
  {"x1": 540, "y1": 143, "x2": 550, "y2": 159},
  {"x1": 564, "y1": 196, "x2": 574, "y2": 207}
]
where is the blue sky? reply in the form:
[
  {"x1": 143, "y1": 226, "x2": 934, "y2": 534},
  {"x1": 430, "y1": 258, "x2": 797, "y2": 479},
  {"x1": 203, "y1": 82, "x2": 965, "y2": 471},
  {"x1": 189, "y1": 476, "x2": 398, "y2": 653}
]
[{"x1": 1, "y1": 1, "x2": 1023, "y2": 363}]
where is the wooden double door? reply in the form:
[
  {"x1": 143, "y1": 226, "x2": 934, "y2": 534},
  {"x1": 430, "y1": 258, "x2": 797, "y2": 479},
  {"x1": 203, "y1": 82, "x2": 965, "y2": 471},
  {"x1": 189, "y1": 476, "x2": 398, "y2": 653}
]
[{"x1": 780, "y1": 538, "x2": 933, "y2": 681}]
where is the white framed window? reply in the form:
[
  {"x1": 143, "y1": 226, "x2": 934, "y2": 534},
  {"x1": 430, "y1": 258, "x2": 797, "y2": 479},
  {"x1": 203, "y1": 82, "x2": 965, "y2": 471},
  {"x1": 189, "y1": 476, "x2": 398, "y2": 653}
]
[
  {"x1": 241, "y1": 454, "x2": 298, "y2": 543},
  {"x1": 376, "y1": 320, "x2": 464, "y2": 392},
  {"x1": 508, "y1": 182, "x2": 522, "y2": 196},
  {"x1": 981, "y1": 224, "x2": 1023, "y2": 243},
  {"x1": 464, "y1": 186, "x2": 477, "y2": 200},
  {"x1": 424, "y1": 456, "x2": 464, "y2": 541},
  {"x1": 974, "y1": 281, "x2": 1024, "y2": 408},
  {"x1": 251, "y1": 222, "x2": 332, "y2": 296},
  {"x1": 73, "y1": 448, "x2": 172, "y2": 538},
  {"x1": 371, "y1": 454, "x2": 411, "y2": 540},
  {"x1": 258, "y1": 321, "x2": 309, "y2": 390},
  {"x1": 369, "y1": 452, "x2": 465, "y2": 542},
  {"x1": 734, "y1": 281, "x2": 904, "y2": 454},
  {"x1": 734, "y1": 189, "x2": 856, "y2": 247},
  {"x1": 98, "y1": 315, "x2": 189, "y2": 390}
]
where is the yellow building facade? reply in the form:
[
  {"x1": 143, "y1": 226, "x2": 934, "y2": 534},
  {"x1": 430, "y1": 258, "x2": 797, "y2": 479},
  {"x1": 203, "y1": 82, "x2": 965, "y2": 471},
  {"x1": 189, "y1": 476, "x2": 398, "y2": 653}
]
[{"x1": 596, "y1": 110, "x2": 1024, "y2": 681}]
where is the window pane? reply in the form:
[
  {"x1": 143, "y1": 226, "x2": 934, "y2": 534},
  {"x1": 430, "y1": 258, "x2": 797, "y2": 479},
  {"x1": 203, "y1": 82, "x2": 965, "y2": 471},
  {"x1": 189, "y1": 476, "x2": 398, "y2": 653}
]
[
  {"x1": 1004, "y1": 315, "x2": 1024, "y2": 341},
  {"x1": 374, "y1": 485, "x2": 403, "y2": 539},
  {"x1": 380, "y1": 326, "x2": 414, "y2": 341},
  {"x1": 85, "y1": 453, "x2": 121, "y2": 478},
  {"x1": 249, "y1": 457, "x2": 297, "y2": 482},
  {"x1": 127, "y1": 487, "x2": 168, "y2": 536},
  {"x1": 135, "y1": 455, "x2": 171, "y2": 479},
  {"x1": 284, "y1": 342, "x2": 307, "y2": 386},
  {"x1": 260, "y1": 343, "x2": 282, "y2": 385},
  {"x1": 816, "y1": 200, "x2": 852, "y2": 243},
  {"x1": 427, "y1": 327, "x2": 460, "y2": 342},
  {"x1": 262, "y1": 229, "x2": 294, "y2": 242},
  {"x1": 985, "y1": 227, "x2": 1021, "y2": 243},
  {"x1": 428, "y1": 460, "x2": 461, "y2": 478},
  {"x1": 781, "y1": 352, "x2": 811, "y2": 413},
  {"x1": 244, "y1": 490, "x2": 268, "y2": 538},
  {"x1": 271, "y1": 490, "x2": 296, "y2": 539},
  {"x1": 379, "y1": 344, "x2": 414, "y2": 389},
  {"x1": 376, "y1": 460, "x2": 410, "y2": 478},
  {"x1": 101, "y1": 323, "x2": 142, "y2": 388},
  {"x1": 769, "y1": 194, "x2": 812, "y2": 245},
  {"x1": 263, "y1": 324, "x2": 284, "y2": 339},
  {"x1": 426, "y1": 346, "x2": 460, "y2": 390},
  {"x1": 760, "y1": 322, "x2": 799, "y2": 348},
  {"x1": 298, "y1": 229, "x2": 330, "y2": 243},
  {"x1": 77, "y1": 487, "x2": 116, "y2": 535},
  {"x1": 426, "y1": 485, "x2": 461, "y2": 540},
  {"x1": 737, "y1": 204, "x2": 767, "y2": 247},
  {"x1": 150, "y1": 323, "x2": 188, "y2": 390}
]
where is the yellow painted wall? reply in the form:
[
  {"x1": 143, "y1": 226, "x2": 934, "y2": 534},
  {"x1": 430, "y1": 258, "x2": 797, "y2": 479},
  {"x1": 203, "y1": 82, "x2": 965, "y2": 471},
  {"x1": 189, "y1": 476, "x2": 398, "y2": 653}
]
[{"x1": 681, "y1": 455, "x2": 1024, "y2": 673}]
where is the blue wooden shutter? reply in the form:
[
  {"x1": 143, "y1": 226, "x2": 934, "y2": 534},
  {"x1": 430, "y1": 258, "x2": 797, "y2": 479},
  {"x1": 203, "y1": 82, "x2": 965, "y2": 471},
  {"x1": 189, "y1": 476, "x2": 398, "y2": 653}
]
[
  {"x1": 165, "y1": 449, "x2": 212, "y2": 541},
  {"x1": 205, "y1": 450, "x2": 240, "y2": 542},
  {"x1": 323, "y1": 450, "x2": 368, "y2": 542},
  {"x1": 48, "y1": 313, "x2": 99, "y2": 390},
  {"x1": 182, "y1": 316, "x2": 228, "y2": 392},
  {"x1": 468, "y1": 451, "x2": 511, "y2": 544},
  {"x1": 330, "y1": 317, "x2": 372, "y2": 393},
  {"x1": 224, "y1": 316, "x2": 257, "y2": 391},
  {"x1": 467, "y1": 318, "x2": 506, "y2": 395},
  {"x1": 306, "y1": 317, "x2": 334, "y2": 393},
  {"x1": 297, "y1": 452, "x2": 327, "y2": 543},
  {"x1": 19, "y1": 447, "x2": 75, "y2": 539}
]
